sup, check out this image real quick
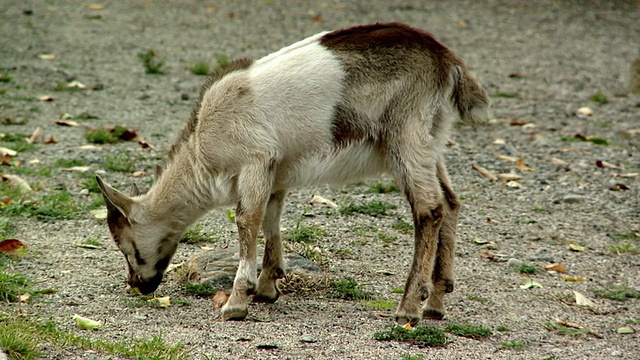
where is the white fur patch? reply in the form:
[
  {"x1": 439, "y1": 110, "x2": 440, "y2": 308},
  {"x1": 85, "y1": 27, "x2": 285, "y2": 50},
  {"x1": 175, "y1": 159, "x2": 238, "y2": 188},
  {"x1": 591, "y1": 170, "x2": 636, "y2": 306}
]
[{"x1": 235, "y1": 259, "x2": 257, "y2": 285}]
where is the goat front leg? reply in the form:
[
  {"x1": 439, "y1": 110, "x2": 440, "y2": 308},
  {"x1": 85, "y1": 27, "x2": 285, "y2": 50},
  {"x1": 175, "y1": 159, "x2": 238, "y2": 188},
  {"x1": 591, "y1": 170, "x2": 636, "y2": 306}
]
[
  {"x1": 221, "y1": 164, "x2": 273, "y2": 321},
  {"x1": 254, "y1": 190, "x2": 288, "y2": 303}
]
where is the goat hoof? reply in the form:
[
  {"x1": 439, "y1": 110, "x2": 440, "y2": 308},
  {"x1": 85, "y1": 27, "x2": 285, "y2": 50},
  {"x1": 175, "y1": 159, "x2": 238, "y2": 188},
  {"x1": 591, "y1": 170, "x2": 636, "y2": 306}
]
[
  {"x1": 221, "y1": 304, "x2": 248, "y2": 321},
  {"x1": 253, "y1": 291, "x2": 280, "y2": 303}
]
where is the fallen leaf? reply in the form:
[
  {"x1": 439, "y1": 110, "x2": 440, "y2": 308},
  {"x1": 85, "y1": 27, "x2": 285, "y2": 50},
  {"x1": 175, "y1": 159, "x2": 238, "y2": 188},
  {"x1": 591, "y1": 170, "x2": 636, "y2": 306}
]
[
  {"x1": 38, "y1": 53, "x2": 56, "y2": 60},
  {"x1": 0, "y1": 147, "x2": 18, "y2": 157},
  {"x1": 576, "y1": 107, "x2": 593, "y2": 118},
  {"x1": 86, "y1": 3, "x2": 104, "y2": 10},
  {"x1": 472, "y1": 164, "x2": 497, "y2": 181},
  {"x1": 0, "y1": 239, "x2": 25, "y2": 254},
  {"x1": 573, "y1": 291, "x2": 595, "y2": 308},
  {"x1": 25, "y1": 127, "x2": 43, "y2": 144},
  {"x1": 53, "y1": 120, "x2": 80, "y2": 127},
  {"x1": 520, "y1": 278, "x2": 542, "y2": 289},
  {"x1": 516, "y1": 156, "x2": 534, "y2": 172},
  {"x1": 90, "y1": 209, "x2": 107, "y2": 219},
  {"x1": 0, "y1": 155, "x2": 12, "y2": 166},
  {"x1": 545, "y1": 263, "x2": 567, "y2": 273},
  {"x1": 595, "y1": 160, "x2": 618, "y2": 169},
  {"x1": 617, "y1": 326, "x2": 635, "y2": 334},
  {"x1": 213, "y1": 290, "x2": 228, "y2": 308},
  {"x1": 496, "y1": 173, "x2": 521, "y2": 181},
  {"x1": 138, "y1": 140, "x2": 154, "y2": 149},
  {"x1": 509, "y1": 119, "x2": 530, "y2": 126},
  {"x1": 506, "y1": 180, "x2": 523, "y2": 189},
  {"x1": 38, "y1": 95, "x2": 54, "y2": 102},
  {"x1": 609, "y1": 183, "x2": 630, "y2": 191},
  {"x1": 473, "y1": 238, "x2": 490, "y2": 245},
  {"x1": 556, "y1": 319, "x2": 603, "y2": 338},
  {"x1": 66, "y1": 80, "x2": 86, "y2": 89},
  {"x1": 61, "y1": 166, "x2": 91, "y2": 173},
  {"x1": 548, "y1": 157, "x2": 569, "y2": 166},
  {"x1": 76, "y1": 243, "x2": 101, "y2": 249},
  {"x1": 402, "y1": 322, "x2": 414, "y2": 331},
  {"x1": 563, "y1": 276, "x2": 587, "y2": 282},
  {"x1": 2, "y1": 174, "x2": 33, "y2": 192},
  {"x1": 568, "y1": 241, "x2": 585, "y2": 252},
  {"x1": 480, "y1": 251, "x2": 495, "y2": 260},
  {"x1": 493, "y1": 138, "x2": 506, "y2": 145},
  {"x1": 132, "y1": 171, "x2": 144, "y2": 177},
  {"x1": 310, "y1": 194, "x2": 338, "y2": 208},
  {"x1": 72, "y1": 314, "x2": 103, "y2": 330},
  {"x1": 19, "y1": 293, "x2": 31, "y2": 302},
  {"x1": 494, "y1": 153, "x2": 517, "y2": 163},
  {"x1": 612, "y1": 172, "x2": 639, "y2": 178},
  {"x1": 225, "y1": 12, "x2": 235, "y2": 18},
  {"x1": 626, "y1": 129, "x2": 640, "y2": 136},
  {"x1": 44, "y1": 135, "x2": 57, "y2": 144},
  {"x1": 148, "y1": 296, "x2": 171, "y2": 308},
  {"x1": 77, "y1": 145, "x2": 103, "y2": 151}
]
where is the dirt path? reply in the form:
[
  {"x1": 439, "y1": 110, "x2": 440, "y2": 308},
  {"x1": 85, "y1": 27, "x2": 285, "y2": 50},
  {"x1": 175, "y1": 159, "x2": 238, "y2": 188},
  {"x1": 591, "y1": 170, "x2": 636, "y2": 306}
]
[{"x1": 1, "y1": 1, "x2": 639, "y2": 359}]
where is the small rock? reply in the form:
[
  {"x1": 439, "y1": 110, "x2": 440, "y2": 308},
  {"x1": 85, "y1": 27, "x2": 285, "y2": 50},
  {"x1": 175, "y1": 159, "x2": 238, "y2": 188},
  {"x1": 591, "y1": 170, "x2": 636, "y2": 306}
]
[
  {"x1": 610, "y1": 350, "x2": 623, "y2": 357},
  {"x1": 507, "y1": 258, "x2": 523, "y2": 270},
  {"x1": 562, "y1": 194, "x2": 586, "y2": 204},
  {"x1": 529, "y1": 247, "x2": 555, "y2": 262}
]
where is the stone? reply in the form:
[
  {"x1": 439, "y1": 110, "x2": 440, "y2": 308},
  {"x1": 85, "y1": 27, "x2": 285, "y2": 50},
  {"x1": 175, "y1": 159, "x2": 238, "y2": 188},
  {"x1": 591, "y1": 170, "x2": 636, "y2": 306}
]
[
  {"x1": 506, "y1": 258, "x2": 524, "y2": 270},
  {"x1": 529, "y1": 247, "x2": 555, "y2": 262},
  {"x1": 561, "y1": 194, "x2": 586, "y2": 204}
]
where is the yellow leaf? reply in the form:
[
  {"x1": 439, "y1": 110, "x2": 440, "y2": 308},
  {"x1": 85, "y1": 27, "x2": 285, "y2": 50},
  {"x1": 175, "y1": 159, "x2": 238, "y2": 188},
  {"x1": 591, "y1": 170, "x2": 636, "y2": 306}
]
[
  {"x1": 148, "y1": 296, "x2": 171, "y2": 308},
  {"x1": 563, "y1": 276, "x2": 587, "y2": 282},
  {"x1": 516, "y1": 156, "x2": 534, "y2": 172},
  {"x1": 617, "y1": 326, "x2": 635, "y2": 334},
  {"x1": 19, "y1": 293, "x2": 31, "y2": 302},
  {"x1": 573, "y1": 291, "x2": 594, "y2": 308},
  {"x1": 402, "y1": 322, "x2": 414, "y2": 331},
  {"x1": 568, "y1": 241, "x2": 585, "y2": 252},
  {"x1": 544, "y1": 263, "x2": 567, "y2": 273}
]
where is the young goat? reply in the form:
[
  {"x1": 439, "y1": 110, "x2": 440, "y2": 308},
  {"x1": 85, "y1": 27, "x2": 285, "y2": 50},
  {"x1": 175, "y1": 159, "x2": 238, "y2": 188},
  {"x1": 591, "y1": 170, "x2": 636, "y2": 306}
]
[{"x1": 96, "y1": 23, "x2": 490, "y2": 326}]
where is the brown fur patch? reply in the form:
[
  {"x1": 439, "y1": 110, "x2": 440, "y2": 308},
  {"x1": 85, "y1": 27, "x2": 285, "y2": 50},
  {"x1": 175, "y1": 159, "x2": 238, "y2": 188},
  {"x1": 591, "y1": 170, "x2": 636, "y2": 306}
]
[
  {"x1": 331, "y1": 104, "x2": 371, "y2": 147},
  {"x1": 166, "y1": 58, "x2": 254, "y2": 163}
]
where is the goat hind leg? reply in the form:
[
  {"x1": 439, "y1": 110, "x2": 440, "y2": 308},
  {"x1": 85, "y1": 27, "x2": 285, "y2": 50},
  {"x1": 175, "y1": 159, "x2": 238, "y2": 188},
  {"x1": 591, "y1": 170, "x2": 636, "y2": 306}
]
[{"x1": 254, "y1": 190, "x2": 287, "y2": 303}]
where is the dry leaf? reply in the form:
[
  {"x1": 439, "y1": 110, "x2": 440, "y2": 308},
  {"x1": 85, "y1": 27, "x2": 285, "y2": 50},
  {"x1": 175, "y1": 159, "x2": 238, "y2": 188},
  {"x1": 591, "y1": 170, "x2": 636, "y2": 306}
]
[
  {"x1": 0, "y1": 239, "x2": 25, "y2": 254},
  {"x1": 53, "y1": 120, "x2": 80, "y2": 127},
  {"x1": 72, "y1": 314, "x2": 103, "y2": 330},
  {"x1": 506, "y1": 181, "x2": 522, "y2": 188},
  {"x1": 544, "y1": 263, "x2": 567, "y2": 273},
  {"x1": 563, "y1": 276, "x2": 587, "y2": 282},
  {"x1": 38, "y1": 95, "x2": 54, "y2": 102},
  {"x1": 568, "y1": 241, "x2": 585, "y2": 252},
  {"x1": 2, "y1": 174, "x2": 33, "y2": 192},
  {"x1": 472, "y1": 164, "x2": 497, "y2": 181},
  {"x1": 66, "y1": 80, "x2": 86, "y2": 89},
  {"x1": 509, "y1": 119, "x2": 530, "y2": 126},
  {"x1": 86, "y1": 3, "x2": 104, "y2": 10},
  {"x1": 138, "y1": 140, "x2": 154, "y2": 149},
  {"x1": 61, "y1": 166, "x2": 91, "y2": 173},
  {"x1": 497, "y1": 173, "x2": 521, "y2": 181},
  {"x1": 612, "y1": 172, "x2": 639, "y2": 178},
  {"x1": 213, "y1": 290, "x2": 228, "y2": 308},
  {"x1": 44, "y1": 135, "x2": 58, "y2": 144},
  {"x1": 493, "y1": 138, "x2": 506, "y2": 145},
  {"x1": 548, "y1": 157, "x2": 569, "y2": 166},
  {"x1": 617, "y1": 326, "x2": 635, "y2": 334},
  {"x1": 19, "y1": 293, "x2": 31, "y2": 302},
  {"x1": 520, "y1": 278, "x2": 542, "y2": 289},
  {"x1": 77, "y1": 145, "x2": 103, "y2": 151},
  {"x1": 132, "y1": 171, "x2": 144, "y2": 177},
  {"x1": 26, "y1": 127, "x2": 42, "y2": 144},
  {"x1": 310, "y1": 194, "x2": 338, "y2": 208},
  {"x1": 626, "y1": 129, "x2": 640, "y2": 136},
  {"x1": 609, "y1": 183, "x2": 630, "y2": 191},
  {"x1": 576, "y1": 107, "x2": 593, "y2": 118},
  {"x1": 595, "y1": 160, "x2": 618, "y2": 169},
  {"x1": 148, "y1": 296, "x2": 171, "y2": 308},
  {"x1": 516, "y1": 156, "x2": 534, "y2": 172},
  {"x1": 494, "y1": 153, "x2": 517, "y2": 163},
  {"x1": 0, "y1": 155, "x2": 12, "y2": 166},
  {"x1": 38, "y1": 53, "x2": 56, "y2": 60},
  {"x1": 573, "y1": 291, "x2": 595, "y2": 308},
  {"x1": 0, "y1": 147, "x2": 18, "y2": 157}
]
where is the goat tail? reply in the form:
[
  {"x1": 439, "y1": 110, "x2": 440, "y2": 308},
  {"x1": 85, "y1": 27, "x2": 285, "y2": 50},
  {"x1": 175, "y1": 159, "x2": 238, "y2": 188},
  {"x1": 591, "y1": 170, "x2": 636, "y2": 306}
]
[{"x1": 450, "y1": 65, "x2": 491, "y2": 125}]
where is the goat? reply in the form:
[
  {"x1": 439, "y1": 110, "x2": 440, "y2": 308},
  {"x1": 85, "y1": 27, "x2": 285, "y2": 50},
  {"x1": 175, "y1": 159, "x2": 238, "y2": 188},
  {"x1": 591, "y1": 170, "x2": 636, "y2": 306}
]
[{"x1": 96, "y1": 22, "x2": 490, "y2": 326}]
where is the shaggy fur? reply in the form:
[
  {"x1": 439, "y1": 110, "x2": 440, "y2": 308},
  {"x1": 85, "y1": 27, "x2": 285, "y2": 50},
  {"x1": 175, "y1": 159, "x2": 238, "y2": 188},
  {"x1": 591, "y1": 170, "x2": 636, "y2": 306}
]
[{"x1": 97, "y1": 22, "x2": 490, "y2": 326}]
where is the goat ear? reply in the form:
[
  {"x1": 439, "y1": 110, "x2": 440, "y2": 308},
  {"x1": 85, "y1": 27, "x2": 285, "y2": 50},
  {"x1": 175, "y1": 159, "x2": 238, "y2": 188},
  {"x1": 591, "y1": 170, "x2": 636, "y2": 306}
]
[
  {"x1": 96, "y1": 175, "x2": 134, "y2": 217},
  {"x1": 130, "y1": 182, "x2": 141, "y2": 197}
]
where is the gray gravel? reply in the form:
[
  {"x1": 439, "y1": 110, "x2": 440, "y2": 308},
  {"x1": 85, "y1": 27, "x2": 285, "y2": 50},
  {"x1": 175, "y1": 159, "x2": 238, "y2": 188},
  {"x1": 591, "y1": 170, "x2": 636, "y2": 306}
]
[{"x1": 1, "y1": 1, "x2": 639, "y2": 359}]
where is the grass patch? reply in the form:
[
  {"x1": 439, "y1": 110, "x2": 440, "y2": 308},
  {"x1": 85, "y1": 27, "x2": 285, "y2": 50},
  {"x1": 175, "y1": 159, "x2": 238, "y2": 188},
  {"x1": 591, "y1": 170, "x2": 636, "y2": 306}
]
[
  {"x1": 532, "y1": 205, "x2": 547, "y2": 212},
  {"x1": 0, "y1": 266, "x2": 32, "y2": 303},
  {"x1": 286, "y1": 212, "x2": 325, "y2": 244},
  {"x1": 590, "y1": 91, "x2": 608, "y2": 104},
  {"x1": 493, "y1": 91, "x2": 518, "y2": 98},
  {"x1": 518, "y1": 263, "x2": 537, "y2": 275},
  {"x1": 361, "y1": 299, "x2": 395, "y2": 310},
  {"x1": 367, "y1": 181, "x2": 400, "y2": 194},
  {"x1": 377, "y1": 232, "x2": 397, "y2": 246},
  {"x1": 392, "y1": 219, "x2": 413, "y2": 235},
  {"x1": 593, "y1": 285, "x2": 640, "y2": 301},
  {"x1": 214, "y1": 54, "x2": 231, "y2": 70},
  {"x1": 496, "y1": 325, "x2": 510, "y2": 332},
  {"x1": 544, "y1": 322, "x2": 589, "y2": 336},
  {"x1": 182, "y1": 282, "x2": 218, "y2": 297},
  {"x1": 327, "y1": 278, "x2": 372, "y2": 301},
  {"x1": 0, "y1": 315, "x2": 187, "y2": 359},
  {"x1": 466, "y1": 294, "x2": 488, "y2": 302},
  {"x1": 390, "y1": 288, "x2": 404, "y2": 294},
  {"x1": 189, "y1": 61, "x2": 210, "y2": 75},
  {"x1": 0, "y1": 184, "x2": 84, "y2": 221},
  {"x1": 50, "y1": 81, "x2": 83, "y2": 92},
  {"x1": 444, "y1": 323, "x2": 492, "y2": 340},
  {"x1": 52, "y1": 158, "x2": 86, "y2": 168},
  {"x1": 606, "y1": 232, "x2": 638, "y2": 241},
  {"x1": 180, "y1": 224, "x2": 215, "y2": 244},
  {"x1": 340, "y1": 200, "x2": 397, "y2": 217},
  {"x1": 102, "y1": 153, "x2": 136, "y2": 172},
  {"x1": 77, "y1": 237, "x2": 103, "y2": 249},
  {"x1": 85, "y1": 125, "x2": 132, "y2": 144},
  {"x1": 374, "y1": 325, "x2": 448, "y2": 348},
  {"x1": 610, "y1": 241, "x2": 639, "y2": 254},
  {"x1": 138, "y1": 49, "x2": 165, "y2": 75},
  {"x1": 500, "y1": 340, "x2": 526, "y2": 350},
  {"x1": 0, "y1": 219, "x2": 17, "y2": 240},
  {"x1": 0, "y1": 72, "x2": 12, "y2": 83}
]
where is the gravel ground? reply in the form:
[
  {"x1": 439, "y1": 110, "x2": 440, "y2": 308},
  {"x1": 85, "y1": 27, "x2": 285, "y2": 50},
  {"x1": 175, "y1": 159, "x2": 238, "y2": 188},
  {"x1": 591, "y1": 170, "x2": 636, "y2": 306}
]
[{"x1": 1, "y1": 1, "x2": 640, "y2": 359}]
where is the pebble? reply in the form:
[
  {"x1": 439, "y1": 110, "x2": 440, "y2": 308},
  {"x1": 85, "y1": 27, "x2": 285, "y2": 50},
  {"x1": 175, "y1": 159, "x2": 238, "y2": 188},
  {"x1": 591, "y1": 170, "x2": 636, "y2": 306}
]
[
  {"x1": 506, "y1": 258, "x2": 523, "y2": 270},
  {"x1": 611, "y1": 350, "x2": 622, "y2": 357},
  {"x1": 562, "y1": 194, "x2": 586, "y2": 204},
  {"x1": 529, "y1": 247, "x2": 555, "y2": 262}
]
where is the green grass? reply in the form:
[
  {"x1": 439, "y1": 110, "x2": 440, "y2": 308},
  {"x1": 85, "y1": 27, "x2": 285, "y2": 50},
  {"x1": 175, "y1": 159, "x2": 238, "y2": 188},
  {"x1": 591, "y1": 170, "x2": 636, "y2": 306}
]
[
  {"x1": 225, "y1": 209, "x2": 235, "y2": 223},
  {"x1": 593, "y1": 286, "x2": 640, "y2": 301},
  {"x1": 493, "y1": 91, "x2": 519, "y2": 98},
  {"x1": 182, "y1": 282, "x2": 218, "y2": 297},
  {"x1": 190, "y1": 61, "x2": 210, "y2": 75},
  {"x1": 518, "y1": 263, "x2": 537, "y2": 275},
  {"x1": 0, "y1": 315, "x2": 187, "y2": 359},
  {"x1": 361, "y1": 299, "x2": 395, "y2": 310},
  {"x1": 367, "y1": 181, "x2": 400, "y2": 194},
  {"x1": 50, "y1": 81, "x2": 83, "y2": 92},
  {"x1": 0, "y1": 219, "x2": 17, "y2": 240},
  {"x1": 0, "y1": 184, "x2": 84, "y2": 221},
  {"x1": 466, "y1": 294, "x2": 488, "y2": 302},
  {"x1": 53, "y1": 158, "x2": 87, "y2": 168},
  {"x1": 606, "y1": 232, "x2": 638, "y2": 241},
  {"x1": 390, "y1": 288, "x2": 404, "y2": 294},
  {"x1": 377, "y1": 232, "x2": 397, "y2": 246},
  {"x1": 287, "y1": 225, "x2": 324, "y2": 244},
  {"x1": 138, "y1": 49, "x2": 165, "y2": 74},
  {"x1": 0, "y1": 266, "x2": 32, "y2": 303},
  {"x1": 610, "y1": 241, "x2": 639, "y2": 254},
  {"x1": 215, "y1": 54, "x2": 231, "y2": 69},
  {"x1": 77, "y1": 237, "x2": 103, "y2": 249},
  {"x1": 444, "y1": 323, "x2": 492, "y2": 340},
  {"x1": 544, "y1": 322, "x2": 589, "y2": 336},
  {"x1": 340, "y1": 200, "x2": 397, "y2": 217},
  {"x1": 102, "y1": 153, "x2": 136, "y2": 172},
  {"x1": 327, "y1": 278, "x2": 372, "y2": 301},
  {"x1": 85, "y1": 125, "x2": 132, "y2": 144},
  {"x1": 0, "y1": 72, "x2": 12, "y2": 83},
  {"x1": 180, "y1": 224, "x2": 215, "y2": 244},
  {"x1": 396, "y1": 354, "x2": 424, "y2": 360},
  {"x1": 496, "y1": 325, "x2": 510, "y2": 332},
  {"x1": 500, "y1": 340, "x2": 526, "y2": 350},
  {"x1": 392, "y1": 219, "x2": 413, "y2": 234},
  {"x1": 590, "y1": 91, "x2": 608, "y2": 104},
  {"x1": 374, "y1": 325, "x2": 448, "y2": 348}
]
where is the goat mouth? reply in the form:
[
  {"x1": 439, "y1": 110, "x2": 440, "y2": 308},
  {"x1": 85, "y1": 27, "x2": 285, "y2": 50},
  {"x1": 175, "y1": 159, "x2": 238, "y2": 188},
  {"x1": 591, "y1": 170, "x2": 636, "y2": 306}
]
[{"x1": 128, "y1": 273, "x2": 163, "y2": 295}]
